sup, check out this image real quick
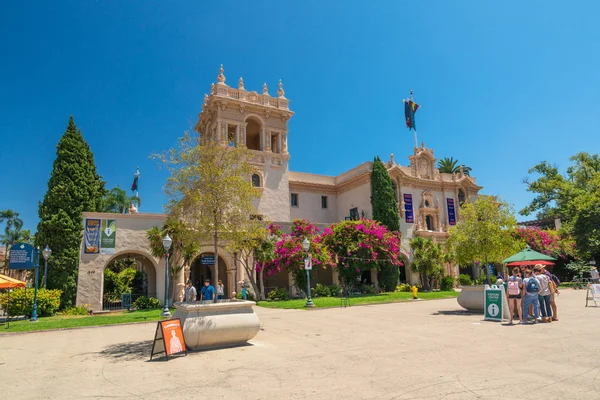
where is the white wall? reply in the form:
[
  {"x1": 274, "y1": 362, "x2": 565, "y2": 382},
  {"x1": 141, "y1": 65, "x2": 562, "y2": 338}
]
[
  {"x1": 289, "y1": 191, "x2": 338, "y2": 223},
  {"x1": 255, "y1": 162, "x2": 291, "y2": 222},
  {"x1": 336, "y1": 182, "x2": 372, "y2": 221}
]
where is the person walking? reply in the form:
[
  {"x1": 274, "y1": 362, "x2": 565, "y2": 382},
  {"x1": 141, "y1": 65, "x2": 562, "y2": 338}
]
[
  {"x1": 217, "y1": 279, "x2": 225, "y2": 300},
  {"x1": 534, "y1": 265, "x2": 552, "y2": 323},
  {"x1": 542, "y1": 265, "x2": 560, "y2": 321},
  {"x1": 591, "y1": 266, "x2": 599, "y2": 284},
  {"x1": 200, "y1": 279, "x2": 215, "y2": 302},
  {"x1": 184, "y1": 280, "x2": 197, "y2": 302},
  {"x1": 522, "y1": 268, "x2": 541, "y2": 323},
  {"x1": 506, "y1": 267, "x2": 523, "y2": 324}
]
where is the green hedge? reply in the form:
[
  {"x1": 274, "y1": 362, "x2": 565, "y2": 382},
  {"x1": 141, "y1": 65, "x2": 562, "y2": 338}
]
[{"x1": 0, "y1": 288, "x2": 62, "y2": 317}]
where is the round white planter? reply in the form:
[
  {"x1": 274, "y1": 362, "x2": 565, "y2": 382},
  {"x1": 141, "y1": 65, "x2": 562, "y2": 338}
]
[
  {"x1": 173, "y1": 300, "x2": 260, "y2": 350},
  {"x1": 457, "y1": 285, "x2": 485, "y2": 312}
]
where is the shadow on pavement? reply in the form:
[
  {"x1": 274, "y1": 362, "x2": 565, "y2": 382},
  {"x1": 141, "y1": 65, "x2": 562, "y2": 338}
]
[
  {"x1": 97, "y1": 340, "x2": 153, "y2": 361},
  {"x1": 431, "y1": 310, "x2": 478, "y2": 317}
]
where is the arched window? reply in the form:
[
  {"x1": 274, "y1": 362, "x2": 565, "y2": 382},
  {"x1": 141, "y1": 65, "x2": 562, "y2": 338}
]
[
  {"x1": 425, "y1": 200, "x2": 430, "y2": 208},
  {"x1": 458, "y1": 189, "x2": 466, "y2": 206},
  {"x1": 251, "y1": 174, "x2": 261, "y2": 187},
  {"x1": 426, "y1": 215, "x2": 433, "y2": 231}
]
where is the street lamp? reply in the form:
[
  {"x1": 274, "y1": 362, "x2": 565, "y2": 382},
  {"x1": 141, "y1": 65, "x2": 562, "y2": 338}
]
[
  {"x1": 161, "y1": 234, "x2": 173, "y2": 318},
  {"x1": 302, "y1": 237, "x2": 315, "y2": 308},
  {"x1": 31, "y1": 247, "x2": 40, "y2": 322},
  {"x1": 42, "y1": 245, "x2": 52, "y2": 289}
]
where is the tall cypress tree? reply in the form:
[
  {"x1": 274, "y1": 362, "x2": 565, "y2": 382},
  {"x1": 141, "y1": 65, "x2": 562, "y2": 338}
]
[
  {"x1": 36, "y1": 116, "x2": 105, "y2": 307},
  {"x1": 370, "y1": 156, "x2": 400, "y2": 291}
]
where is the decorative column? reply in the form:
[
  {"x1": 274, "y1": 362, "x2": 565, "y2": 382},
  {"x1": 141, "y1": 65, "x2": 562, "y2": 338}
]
[
  {"x1": 235, "y1": 125, "x2": 240, "y2": 146},
  {"x1": 282, "y1": 131, "x2": 288, "y2": 154},
  {"x1": 265, "y1": 129, "x2": 272, "y2": 151},
  {"x1": 242, "y1": 122, "x2": 248, "y2": 147},
  {"x1": 222, "y1": 121, "x2": 228, "y2": 143},
  {"x1": 276, "y1": 132, "x2": 282, "y2": 154}
]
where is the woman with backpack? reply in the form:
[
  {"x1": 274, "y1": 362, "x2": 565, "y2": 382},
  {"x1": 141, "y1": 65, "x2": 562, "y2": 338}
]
[
  {"x1": 506, "y1": 267, "x2": 523, "y2": 324},
  {"x1": 522, "y1": 268, "x2": 542, "y2": 323}
]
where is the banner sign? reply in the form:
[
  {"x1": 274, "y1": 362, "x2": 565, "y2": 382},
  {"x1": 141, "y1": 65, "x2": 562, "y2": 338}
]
[
  {"x1": 84, "y1": 219, "x2": 101, "y2": 254},
  {"x1": 150, "y1": 318, "x2": 187, "y2": 361},
  {"x1": 404, "y1": 194, "x2": 414, "y2": 223},
  {"x1": 447, "y1": 198, "x2": 456, "y2": 226},
  {"x1": 304, "y1": 255, "x2": 313, "y2": 270},
  {"x1": 8, "y1": 243, "x2": 35, "y2": 270},
  {"x1": 484, "y1": 285, "x2": 510, "y2": 322},
  {"x1": 586, "y1": 284, "x2": 600, "y2": 307},
  {"x1": 100, "y1": 219, "x2": 117, "y2": 255},
  {"x1": 200, "y1": 255, "x2": 215, "y2": 265}
]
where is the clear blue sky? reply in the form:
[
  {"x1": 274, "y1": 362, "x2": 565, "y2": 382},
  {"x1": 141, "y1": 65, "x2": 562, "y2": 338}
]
[{"x1": 1, "y1": 1, "x2": 598, "y2": 232}]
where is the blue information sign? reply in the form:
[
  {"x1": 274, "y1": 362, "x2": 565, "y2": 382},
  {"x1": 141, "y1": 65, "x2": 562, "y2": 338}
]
[
  {"x1": 404, "y1": 194, "x2": 414, "y2": 223},
  {"x1": 9, "y1": 243, "x2": 35, "y2": 270},
  {"x1": 447, "y1": 198, "x2": 456, "y2": 226},
  {"x1": 200, "y1": 255, "x2": 215, "y2": 265}
]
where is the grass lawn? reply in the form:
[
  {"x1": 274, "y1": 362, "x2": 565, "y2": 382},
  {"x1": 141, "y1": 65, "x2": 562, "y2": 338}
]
[
  {"x1": 257, "y1": 290, "x2": 459, "y2": 310},
  {"x1": 0, "y1": 308, "x2": 174, "y2": 334}
]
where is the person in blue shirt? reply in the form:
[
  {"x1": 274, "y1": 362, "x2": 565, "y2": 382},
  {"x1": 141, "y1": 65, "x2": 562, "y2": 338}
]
[{"x1": 200, "y1": 279, "x2": 215, "y2": 302}]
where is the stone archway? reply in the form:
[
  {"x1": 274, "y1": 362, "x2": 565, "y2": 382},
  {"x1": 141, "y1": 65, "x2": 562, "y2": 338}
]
[
  {"x1": 101, "y1": 250, "x2": 159, "y2": 310},
  {"x1": 189, "y1": 249, "x2": 233, "y2": 299}
]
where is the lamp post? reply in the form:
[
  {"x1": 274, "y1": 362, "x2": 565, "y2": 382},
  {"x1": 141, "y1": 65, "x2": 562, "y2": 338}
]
[
  {"x1": 31, "y1": 247, "x2": 40, "y2": 322},
  {"x1": 42, "y1": 245, "x2": 52, "y2": 289},
  {"x1": 302, "y1": 237, "x2": 315, "y2": 308},
  {"x1": 161, "y1": 234, "x2": 173, "y2": 318}
]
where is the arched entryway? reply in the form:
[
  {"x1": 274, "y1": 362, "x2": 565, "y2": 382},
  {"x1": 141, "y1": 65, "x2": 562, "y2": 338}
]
[
  {"x1": 101, "y1": 251, "x2": 158, "y2": 310},
  {"x1": 190, "y1": 253, "x2": 229, "y2": 299}
]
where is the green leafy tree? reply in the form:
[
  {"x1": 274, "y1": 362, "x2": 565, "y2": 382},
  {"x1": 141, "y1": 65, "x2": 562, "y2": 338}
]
[
  {"x1": 521, "y1": 152, "x2": 600, "y2": 260},
  {"x1": 370, "y1": 156, "x2": 400, "y2": 291},
  {"x1": 409, "y1": 236, "x2": 445, "y2": 291},
  {"x1": 448, "y1": 196, "x2": 523, "y2": 284},
  {"x1": 0, "y1": 209, "x2": 23, "y2": 270},
  {"x1": 437, "y1": 157, "x2": 472, "y2": 176},
  {"x1": 103, "y1": 187, "x2": 141, "y2": 213},
  {"x1": 154, "y1": 132, "x2": 259, "y2": 302},
  {"x1": 35, "y1": 116, "x2": 105, "y2": 307}
]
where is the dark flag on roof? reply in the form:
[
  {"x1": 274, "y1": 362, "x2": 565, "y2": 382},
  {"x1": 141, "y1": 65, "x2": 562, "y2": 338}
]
[{"x1": 404, "y1": 99, "x2": 419, "y2": 130}]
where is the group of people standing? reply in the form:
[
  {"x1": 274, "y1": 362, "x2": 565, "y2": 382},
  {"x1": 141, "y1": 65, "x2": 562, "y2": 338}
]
[
  {"x1": 502, "y1": 264, "x2": 560, "y2": 324},
  {"x1": 184, "y1": 279, "x2": 225, "y2": 302}
]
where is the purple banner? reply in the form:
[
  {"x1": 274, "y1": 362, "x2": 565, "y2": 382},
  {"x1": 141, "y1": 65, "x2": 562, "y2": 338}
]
[
  {"x1": 447, "y1": 198, "x2": 456, "y2": 226},
  {"x1": 404, "y1": 194, "x2": 414, "y2": 223}
]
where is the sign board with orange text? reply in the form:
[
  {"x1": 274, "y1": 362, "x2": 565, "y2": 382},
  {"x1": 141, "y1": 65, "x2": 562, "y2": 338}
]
[{"x1": 150, "y1": 318, "x2": 187, "y2": 360}]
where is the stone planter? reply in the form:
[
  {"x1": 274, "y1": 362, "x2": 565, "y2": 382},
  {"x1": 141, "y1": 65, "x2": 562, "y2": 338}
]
[
  {"x1": 173, "y1": 300, "x2": 260, "y2": 350},
  {"x1": 457, "y1": 285, "x2": 485, "y2": 312}
]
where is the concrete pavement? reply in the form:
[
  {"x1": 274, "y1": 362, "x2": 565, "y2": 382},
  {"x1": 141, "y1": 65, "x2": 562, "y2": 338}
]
[{"x1": 1, "y1": 289, "x2": 599, "y2": 400}]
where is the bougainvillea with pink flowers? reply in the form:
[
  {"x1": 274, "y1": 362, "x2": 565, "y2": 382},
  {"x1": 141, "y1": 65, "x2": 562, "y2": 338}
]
[
  {"x1": 321, "y1": 219, "x2": 402, "y2": 288},
  {"x1": 513, "y1": 227, "x2": 575, "y2": 262},
  {"x1": 258, "y1": 220, "x2": 335, "y2": 291}
]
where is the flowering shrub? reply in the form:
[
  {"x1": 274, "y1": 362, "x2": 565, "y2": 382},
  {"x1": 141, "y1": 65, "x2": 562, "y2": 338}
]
[
  {"x1": 321, "y1": 220, "x2": 402, "y2": 288},
  {"x1": 513, "y1": 227, "x2": 575, "y2": 261},
  {"x1": 259, "y1": 219, "x2": 335, "y2": 292}
]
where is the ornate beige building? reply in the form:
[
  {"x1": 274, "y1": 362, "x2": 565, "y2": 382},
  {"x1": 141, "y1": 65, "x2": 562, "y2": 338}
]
[{"x1": 77, "y1": 66, "x2": 481, "y2": 311}]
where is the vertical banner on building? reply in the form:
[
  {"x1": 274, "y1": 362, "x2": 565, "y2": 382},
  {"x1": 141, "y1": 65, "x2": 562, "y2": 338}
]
[
  {"x1": 447, "y1": 198, "x2": 456, "y2": 226},
  {"x1": 404, "y1": 194, "x2": 414, "y2": 223},
  {"x1": 84, "y1": 219, "x2": 101, "y2": 254},
  {"x1": 100, "y1": 219, "x2": 117, "y2": 255}
]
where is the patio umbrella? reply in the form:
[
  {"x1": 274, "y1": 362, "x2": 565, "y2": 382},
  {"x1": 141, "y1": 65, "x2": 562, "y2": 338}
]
[
  {"x1": 502, "y1": 247, "x2": 556, "y2": 266},
  {"x1": 0, "y1": 273, "x2": 26, "y2": 289}
]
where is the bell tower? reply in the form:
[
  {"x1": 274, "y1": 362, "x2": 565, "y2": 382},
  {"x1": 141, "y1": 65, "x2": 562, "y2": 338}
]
[{"x1": 195, "y1": 65, "x2": 294, "y2": 222}]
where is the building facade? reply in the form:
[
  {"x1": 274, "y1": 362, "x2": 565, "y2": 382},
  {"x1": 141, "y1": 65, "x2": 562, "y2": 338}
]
[{"x1": 77, "y1": 66, "x2": 482, "y2": 311}]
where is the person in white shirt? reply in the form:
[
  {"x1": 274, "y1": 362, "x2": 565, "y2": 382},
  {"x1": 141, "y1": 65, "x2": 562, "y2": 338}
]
[
  {"x1": 591, "y1": 266, "x2": 599, "y2": 284},
  {"x1": 534, "y1": 264, "x2": 552, "y2": 323},
  {"x1": 184, "y1": 280, "x2": 197, "y2": 302}
]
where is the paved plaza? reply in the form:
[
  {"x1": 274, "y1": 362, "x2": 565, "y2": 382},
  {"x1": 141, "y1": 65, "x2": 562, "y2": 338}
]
[{"x1": 1, "y1": 289, "x2": 599, "y2": 400}]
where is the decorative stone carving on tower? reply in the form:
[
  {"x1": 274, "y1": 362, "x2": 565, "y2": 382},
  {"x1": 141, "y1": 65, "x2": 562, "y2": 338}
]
[
  {"x1": 238, "y1": 77, "x2": 245, "y2": 90},
  {"x1": 408, "y1": 145, "x2": 439, "y2": 181},
  {"x1": 217, "y1": 64, "x2": 226, "y2": 85},
  {"x1": 263, "y1": 82, "x2": 269, "y2": 95},
  {"x1": 277, "y1": 79, "x2": 285, "y2": 98}
]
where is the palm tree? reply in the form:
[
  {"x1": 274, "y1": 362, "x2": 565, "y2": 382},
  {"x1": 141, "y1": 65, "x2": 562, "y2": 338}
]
[
  {"x1": 0, "y1": 209, "x2": 24, "y2": 269},
  {"x1": 103, "y1": 187, "x2": 141, "y2": 213},
  {"x1": 437, "y1": 157, "x2": 472, "y2": 176}
]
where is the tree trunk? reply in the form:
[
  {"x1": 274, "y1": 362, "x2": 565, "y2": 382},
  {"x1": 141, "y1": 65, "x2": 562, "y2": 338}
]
[
  {"x1": 259, "y1": 266, "x2": 265, "y2": 301},
  {"x1": 213, "y1": 232, "x2": 219, "y2": 303}
]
